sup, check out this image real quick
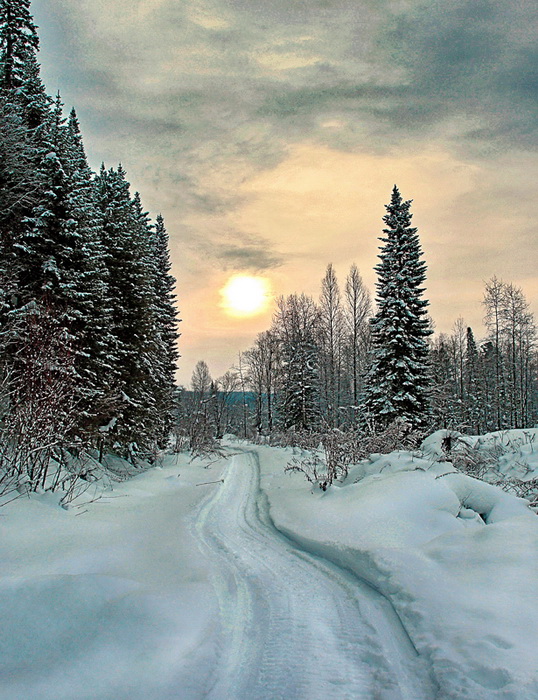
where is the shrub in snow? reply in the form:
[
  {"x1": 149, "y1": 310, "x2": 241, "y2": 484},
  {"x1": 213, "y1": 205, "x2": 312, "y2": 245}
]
[
  {"x1": 422, "y1": 429, "x2": 538, "y2": 512},
  {"x1": 285, "y1": 429, "x2": 357, "y2": 489},
  {"x1": 284, "y1": 420, "x2": 428, "y2": 489}
]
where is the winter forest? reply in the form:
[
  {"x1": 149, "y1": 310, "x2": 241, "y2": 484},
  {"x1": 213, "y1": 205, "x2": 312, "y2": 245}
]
[
  {"x1": 1, "y1": 2, "x2": 538, "y2": 700},
  {"x1": 183, "y1": 190, "x2": 537, "y2": 478},
  {"x1": 0, "y1": 0, "x2": 179, "y2": 499}
]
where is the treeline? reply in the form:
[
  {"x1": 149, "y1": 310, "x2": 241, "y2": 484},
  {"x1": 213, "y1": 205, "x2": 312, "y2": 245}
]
[
  {"x1": 0, "y1": 0, "x2": 178, "y2": 493},
  {"x1": 187, "y1": 190, "x2": 537, "y2": 443},
  {"x1": 431, "y1": 278, "x2": 537, "y2": 432}
]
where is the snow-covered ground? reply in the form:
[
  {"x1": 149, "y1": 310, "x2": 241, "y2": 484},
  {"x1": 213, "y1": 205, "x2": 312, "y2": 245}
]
[
  {"x1": 261, "y1": 432, "x2": 538, "y2": 700},
  {"x1": 1, "y1": 432, "x2": 537, "y2": 699},
  {"x1": 0, "y1": 453, "x2": 223, "y2": 699}
]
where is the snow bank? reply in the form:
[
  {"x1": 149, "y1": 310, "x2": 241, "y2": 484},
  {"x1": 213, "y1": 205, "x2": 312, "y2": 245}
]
[
  {"x1": 422, "y1": 428, "x2": 538, "y2": 479},
  {"x1": 0, "y1": 452, "x2": 228, "y2": 700},
  {"x1": 257, "y1": 442, "x2": 538, "y2": 700}
]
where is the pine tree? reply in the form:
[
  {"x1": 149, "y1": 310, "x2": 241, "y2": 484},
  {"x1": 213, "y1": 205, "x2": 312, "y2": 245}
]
[
  {"x1": 363, "y1": 186, "x2": 432, "y2": 430},
  {"x1": 464, "y1": 327, "x2": 481, "y2": 432},
  {"x1": 0, "y1": 0, "x2": 180, "y2": 463},
  {"x1": 130, "y1": 197, "x2": 179, "y2": 448},
  {"x1": 429, "y1": 334, "x2": 459, "y2": 429},
  {"x1": 0, "y1": 0, "x2": 51, "y2": 318},
  {"x1": 151, "y1": 214, "x2": 179, "y2": 442},
  {"x1": 94, "y1": 166, "x2": 160, "y2": 453},
  {"x1": 61, "y1": 107, "x2": 116, "y2": 436},
  {"x1": 7, "y1": 96, "x2": 115, "y2": 441},
  {"x1": 93, "y1": 169, "x2": 180, "y2": 455},
  {"x1": 0, "y1": 0, "x2": 39, "y2": 91}
]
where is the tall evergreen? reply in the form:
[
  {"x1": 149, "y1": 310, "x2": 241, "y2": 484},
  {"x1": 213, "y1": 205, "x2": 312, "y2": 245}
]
[
  {"x1": 363, "y1": 186, "x2": 431, "y2": 429},
  {"x1": 152, "y1": 214, "x2": 180, "y2": 444},
  {"x1": 464, "y1": 327, "x2": 481, "y2": 432},
  {"x1": 430, "y1": 335, "x2": 459, "y2": 429},
  {"x1": 0, "y1": 0, "x2": 39, "y2": 90},
  {"x1": 0, "y1": 0, "x2": 50, "y2": 318},
  {"x1": 0, "y1": 0, "x2": 180, "y2": 465},
  {"x1": 60, "y1": 107, "x2": 115, "y2": 435},
  {"x1": 281, "y1": 335, "x2": 320, "y2": 431},
  {"x1": 131, "y1": 191, "x2": 174, "y2": 447},
  {"x1": 94, "y1": 167, "x2": 178, "y2": 453}
]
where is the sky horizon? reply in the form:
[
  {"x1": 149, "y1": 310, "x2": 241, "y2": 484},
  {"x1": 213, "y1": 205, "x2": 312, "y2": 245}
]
[{"x1": 32, "y1": 0, "x2": 537, "y2": 386}]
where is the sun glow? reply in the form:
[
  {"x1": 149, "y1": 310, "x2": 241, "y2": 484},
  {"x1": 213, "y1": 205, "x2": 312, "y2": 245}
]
[{"x1": 220, "y1": 275, "x2": 271, "y2": 317}]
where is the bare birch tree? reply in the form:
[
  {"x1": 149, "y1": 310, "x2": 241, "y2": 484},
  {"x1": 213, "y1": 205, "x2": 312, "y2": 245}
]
[
  {"x1": 318, "y1": 264, "x2": 345, "y2": 427},
  {"x1": 344, "y1": 263, "x2": 372, "y2": 414}
]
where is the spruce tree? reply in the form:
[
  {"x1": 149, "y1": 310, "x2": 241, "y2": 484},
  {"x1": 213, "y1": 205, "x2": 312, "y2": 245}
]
[
  {"x1": 0, "y1": 0, "x2": 39, "y2": 90},
  {"x1": 0, "y1": 0, "x2": 180, "y2": 461},
  {"x1": 61, "y1": 107, "x2": 116, "y2": 436},
  {"x1": 131, "y1": 190, "x2": 169, "y2": 447},
  {"x1": 430, "y1": 335, "x2": 459, "y2": 429},
  {"x1": 0, "y1": 0, "x2": 50, "y2": 317},
  {"x1": 8, "y1": 96, "x2": 113, "y2": 440},
  {"x1": 94, "y1": 165, "x2": 145, "y2": 451},
  {"x1": 281, "y1": 335, "x2": 320, "y2": 431},
  {"x1": 94, "y1": 167, "x2": 175, "y2": 454},
  {"x1": 464, "y1": 327, "x2": 481, "y2": 432},
  {"x1": 152, "y1": 214, "x2": 179, "y2": 444},
  {"x1": 363, "y1": 186, "x2": 432, "y2": 430}
]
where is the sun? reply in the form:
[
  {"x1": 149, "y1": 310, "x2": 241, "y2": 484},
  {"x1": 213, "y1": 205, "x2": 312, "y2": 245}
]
[{"x1": 220, "y1": 275, "x2": 271, "y2": 317}]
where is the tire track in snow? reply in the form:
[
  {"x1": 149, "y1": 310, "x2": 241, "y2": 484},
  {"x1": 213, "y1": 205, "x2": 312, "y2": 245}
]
[{"x1": 194, "y1": 451, "x2": 436, "y2": 700}]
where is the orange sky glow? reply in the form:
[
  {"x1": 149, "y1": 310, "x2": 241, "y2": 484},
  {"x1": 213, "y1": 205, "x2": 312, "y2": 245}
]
[{"x1": 33, "y1": 0, "x2": 538, "y2": 385}]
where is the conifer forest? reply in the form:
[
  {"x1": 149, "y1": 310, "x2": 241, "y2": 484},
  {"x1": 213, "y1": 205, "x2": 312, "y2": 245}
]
[{"x1": 0, "y1": 0, "x2": 178, "y2": 496}]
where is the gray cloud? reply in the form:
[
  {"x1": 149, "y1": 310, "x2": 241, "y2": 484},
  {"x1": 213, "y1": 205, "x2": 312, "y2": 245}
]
[
  {"x1": 30, "y1": 0, "x2": 538, "y2": 383},
  {"x1": 38, "y1": 2, "x2": 538, "y2": 129},
  {"x1": 375, "y1": 0, "x2": 538, "y2": 146},
  {"x1": 34, "y1": 0, "x2": 538, "y2": 189},
  {"x1": 190, "y1": 225, "x2": 284, "y2": 272},
  {"x1": 213, "y1": 244, "x2": 283, "y2": 271}
]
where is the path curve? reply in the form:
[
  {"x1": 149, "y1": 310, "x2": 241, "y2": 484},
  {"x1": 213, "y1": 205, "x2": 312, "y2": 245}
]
[{"x1": 194, "y1": 450, "x2": 436, "y2": 700}]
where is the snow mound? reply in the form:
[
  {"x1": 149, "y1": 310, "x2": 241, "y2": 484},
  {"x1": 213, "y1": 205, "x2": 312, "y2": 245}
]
[
  {"x1": 422, "y1": 428, "x2": 538, "y2": 479},
  {"x1": 440, "y1": 472, "x2": 533, "y2": 523},
  {"x1": 0, "y1": 452, "x2": 226, "y2": 700},
  {"x1": 258, "y1": 440, "x2": 538, "y2": 700}
]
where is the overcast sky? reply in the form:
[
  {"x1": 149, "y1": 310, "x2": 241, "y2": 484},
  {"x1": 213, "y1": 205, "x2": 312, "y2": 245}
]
[{"x1": 32, "y1": 0, "x2": 537, "y2": 384}]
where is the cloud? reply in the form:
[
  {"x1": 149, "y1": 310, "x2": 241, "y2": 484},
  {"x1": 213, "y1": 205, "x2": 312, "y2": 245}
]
[
  {"x1": 213, "y1": 243, "x2": 283, "y2": 271},
  {"x1": 188, "y1": 222, "x2": 284, "y2": 272},
  {"x1": 374, "y1": 0, "x2": 538, "y2": 147},
  {"x1": 31, "y1": 0, "x2": 538, "y2": 382},
  {"x1": 35, "y1": 0, "x2": 538, "y2": 188}
]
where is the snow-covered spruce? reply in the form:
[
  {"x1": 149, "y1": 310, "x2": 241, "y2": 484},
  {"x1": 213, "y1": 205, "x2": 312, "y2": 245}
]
[
  {"x1": 0, "y1": 0, "x2": 179, "y2": 499},
  {"x1": 363, "y1": 185, "x2": 432, "y2": 430}
]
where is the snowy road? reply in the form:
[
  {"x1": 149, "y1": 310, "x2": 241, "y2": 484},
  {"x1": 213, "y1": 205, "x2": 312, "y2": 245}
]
[
  {"x1": 195, "y1": 450, "x2": 436, "y2": 700},
  {"x1": 2, "y1": 439, "x2": 536, "y2": 699}
]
